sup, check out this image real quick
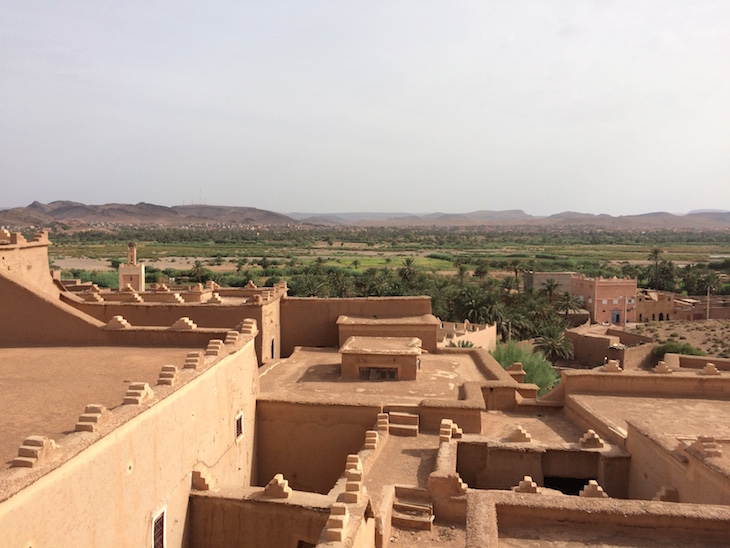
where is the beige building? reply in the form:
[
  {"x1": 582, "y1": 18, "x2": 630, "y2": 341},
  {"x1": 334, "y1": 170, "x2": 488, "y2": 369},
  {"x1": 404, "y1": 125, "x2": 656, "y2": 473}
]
[{"x1": 1, "y1": 230, "x2": 730, "y2": 547}]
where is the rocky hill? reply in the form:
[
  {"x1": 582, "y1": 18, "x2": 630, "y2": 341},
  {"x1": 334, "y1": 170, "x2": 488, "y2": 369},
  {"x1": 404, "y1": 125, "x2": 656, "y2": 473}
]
[
  {"x1": 0, "y1": 202, "x2": 297, "y2": 228},
  {"x1": 2, "y1": 201, "x2": 730, "y2": 231}
]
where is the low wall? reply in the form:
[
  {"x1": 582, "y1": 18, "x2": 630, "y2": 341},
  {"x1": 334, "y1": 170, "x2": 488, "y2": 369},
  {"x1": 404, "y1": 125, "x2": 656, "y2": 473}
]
[
  {"x1": 561, "y1": 369, "x2": 730, "y2": 400},
  {"x1": 66, "y1": 298, "x2": 280, "y2": 363},
  {"x1": 620, "y1": 343, "x2": 656, "y2": 370},
  {"x1": 664, "y1": 353, "x2": 730, "y2": 371},
  {"x1": 255, "y1": 400, "x2": 381, "y2": 494},
  {"x1": 457, "y1": 440, "x2": 630, "y2": 498},
  {"x1": 467, "y1": 490, "x2": 730, "y2": 547},
  {"x1": 0, "y1": 337, "x2": 260, "y2": 546},
  {"x1": 626, "y1": 421, "x2": 730, "y2": 505},
  {"x1": 566, "y1": 330, "x2": 619, "y2": 366},
  {"x1": 188, "y1": 488, "x2": 330, "y2": 548},
  {"x1": 280, "y1": 297, "x2": 433, "y2": 357}
]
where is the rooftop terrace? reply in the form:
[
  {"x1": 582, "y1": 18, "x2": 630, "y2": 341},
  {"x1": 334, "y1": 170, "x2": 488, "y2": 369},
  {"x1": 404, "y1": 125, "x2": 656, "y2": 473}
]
[{"x1": 0, "y1": 346, "x2": 191, "y2": 465}]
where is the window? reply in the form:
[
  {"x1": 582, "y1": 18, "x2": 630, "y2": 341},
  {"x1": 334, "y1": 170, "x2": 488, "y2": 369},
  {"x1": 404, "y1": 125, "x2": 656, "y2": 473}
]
[
  {"x1": 602, "y1": 299, "x2": 607, "y2": 305},
  {"x1": 613, "y1": 299, "x2": 618, "y2": 305},
  {"x1": 153, "y1": 511, "x2": 165, "y2": 548},
  {"x1": 235, "y1": 412, "x2": 243, "y2": 441}
]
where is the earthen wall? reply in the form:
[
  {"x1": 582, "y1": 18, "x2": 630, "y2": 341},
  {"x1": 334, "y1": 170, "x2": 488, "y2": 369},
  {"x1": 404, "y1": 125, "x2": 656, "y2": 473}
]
[
  {"x1": 255, "y1": 400, "x2": 381, "y2": 494},
  {"x1": 0, "y1": 339, "x2": 260, "y2": 547},
  {"x1": 280, "y1": 297, "x2": 432, "y2": 356}
]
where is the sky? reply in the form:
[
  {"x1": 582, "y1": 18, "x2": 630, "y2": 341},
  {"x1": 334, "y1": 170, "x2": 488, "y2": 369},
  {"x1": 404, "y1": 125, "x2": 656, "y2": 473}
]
[{"x1": 1, "y1": 1, "x2": 729, "y2": 216}]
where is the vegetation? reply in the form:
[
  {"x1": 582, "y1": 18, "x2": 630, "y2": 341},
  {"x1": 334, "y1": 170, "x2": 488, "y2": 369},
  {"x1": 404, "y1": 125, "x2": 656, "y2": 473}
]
[
  {"x1": 447, "y1": 340, "x2": 475, "y2": 348},
  {"x1": 491, "y1": 341, "x2": 561, "y2": 396},
  {"x1": 653, "y1": 341, "x2": 706, "y2": 359}
]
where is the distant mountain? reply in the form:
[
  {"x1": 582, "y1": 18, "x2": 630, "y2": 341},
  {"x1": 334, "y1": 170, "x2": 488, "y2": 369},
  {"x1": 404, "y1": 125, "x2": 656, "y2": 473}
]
[
  {"x1": 3, "y1": 202, "x2": 730, "y2": 231},
  {"x1": 0, "y1": 202, "x2": 296, "y2": 228}
]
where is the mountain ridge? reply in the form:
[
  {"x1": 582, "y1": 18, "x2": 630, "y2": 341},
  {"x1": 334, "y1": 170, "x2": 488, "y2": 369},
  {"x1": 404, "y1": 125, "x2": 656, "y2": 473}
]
[{"x1": 1, "y1": 202, "x2": 730, "y2": 231}]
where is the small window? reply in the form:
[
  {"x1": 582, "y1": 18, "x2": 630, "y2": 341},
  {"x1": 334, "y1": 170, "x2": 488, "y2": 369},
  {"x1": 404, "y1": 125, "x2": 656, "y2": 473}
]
[
  {"x1": 235, "y1": 412, "x2": 243, "y2": 441},
  {"x1": 153, "y1": 511, "x2": 165, "y2": 548},
  {"x1": 613, "y1": 299, "x2": 618, "y2": 305},
  {"x1": 602, "y1": 299, "x2": 608, "y2": 305}
]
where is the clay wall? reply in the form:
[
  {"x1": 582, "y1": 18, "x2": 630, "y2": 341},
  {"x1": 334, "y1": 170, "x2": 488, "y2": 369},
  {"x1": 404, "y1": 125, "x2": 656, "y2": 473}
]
[
  {"x1": 457, "y1": 442, "x2": 630, "y2": 498},
  {"x1": 619, "y1": 343, "x2": 656, "y2": 370},
  {"x1": 0, "y1": 338, "x2": 260, "y2": 547},
  {"x1": 626, "y1": 422, "x2": 730, "y2": 505},
  {"x1": 341, "y1": 353, "x2": 417, "y2": 381},
  {"x1": 338, "y1": 323, "x2": 437, "y2": 352},
  {"x1": 560, "y1": 370, "x2": 730, "y2": 400},
  {"x1": 255, "y1": 400, "x2": 381, "y2": 494},
  {"x1": 569, "y1": 275, "x2": 637, "y2": 324},
  {"x1": 664, "y1": 353, "x2": 730, "y2": 371},
  {"x1": 523, "y1": 271, "x2": 573, "y2": 292},
  {"x1": 566, "y1": 330, "x2": 620, "y2": 366},
  {"x1": 567, "y1": 328, "x2": 655, "y2": 369},
  {"x1": 0, "y1": 268, "x2": 109, "y2": 346},
  {"x1": 64, "y1": 298, "x2": 280, "y2": 363},
  {"x1": 636, "y1": 291, "x2": 675, "y2": 322},
  {"x1": 280, "y1": 297, "x2": 432, "y2": 356},
  {"x1": 188, "y1": 490, "x2": 330, "y2": 548},
  {"x1": 605, "y1": 328, "x2": 653, "y2": 347},
  {"x1": 0, "y1": 237, "x2": 58, "y2": 296},
  {"x1": 457, "y1": 442, "x2": 544, "y2": 489},
  {"x1": 467, "y1": 491, "x2": 730, "y2": 547}
]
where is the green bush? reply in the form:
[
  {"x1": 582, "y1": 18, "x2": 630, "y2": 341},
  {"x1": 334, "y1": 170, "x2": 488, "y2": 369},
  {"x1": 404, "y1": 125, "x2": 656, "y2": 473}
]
[
  {"x1": 491, "y1": 341, "x2": 560, "y2": 396},
  {"x1": 653, "y1": 341, "x2": 705, "y2": 359}
]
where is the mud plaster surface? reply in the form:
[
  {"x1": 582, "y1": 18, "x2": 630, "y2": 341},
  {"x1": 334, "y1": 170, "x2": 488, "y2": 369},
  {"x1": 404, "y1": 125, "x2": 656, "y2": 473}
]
[
  {"x1": 259, "y1": 348, "x2": 485, "y2": 404},
  {"x1": 0, "y1": 346, "x2": 191, "y2": 465}
]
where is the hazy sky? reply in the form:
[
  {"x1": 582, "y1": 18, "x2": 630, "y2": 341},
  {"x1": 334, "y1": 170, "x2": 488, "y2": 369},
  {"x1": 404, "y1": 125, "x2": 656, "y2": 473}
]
[{"x1": 2, "y1": 2, "x2": 729, "y2": 215}]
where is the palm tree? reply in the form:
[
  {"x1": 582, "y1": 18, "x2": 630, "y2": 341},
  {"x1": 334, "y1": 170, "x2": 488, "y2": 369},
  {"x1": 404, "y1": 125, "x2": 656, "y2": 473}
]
[
  {"x1": 555, "y1": 291, "x2": 582, "y2": 319},
  {"x1": 190, "y1": 260, "x2": 206, "y2": 282},
  {"x1": 648, "y1": 247, "x2": 662, "y2": 290},
  {"x1": 535, "y1": 324, "x2": 575, "y2": 362},
  {"x1": 349, "y1": 259, "x2": 361, "y2": 270},
  {"x1": 473, "y1": 262, "x2": 489, "y2": 280},
  {"x1": 327, "y1": 270, "x2": 354, "y2": 297},
  {"x1": 398, "y1": 258, "x2": 416, "y2": 286},
  {"x1": 313, "y1": 257, "x2": 327, "y2": 275},
  {"x1": 501, "y1": 276, "x2": 516, "y2": 293},
  {"x1": 541, "y1": 278, "x2": 561, "y2": 303},
  {"x1": 456, "y1": 264, "x2": 468, "y2": 286},
  {"x1": 509, "y1": 259, "x2": 523, "y2": 294}
]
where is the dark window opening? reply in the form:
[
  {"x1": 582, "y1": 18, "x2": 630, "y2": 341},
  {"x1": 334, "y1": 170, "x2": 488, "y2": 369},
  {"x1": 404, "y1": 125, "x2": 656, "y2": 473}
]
[
  {"x1": 659, "y1": 312, "x2": 664, "y2": 321},
  {"x1": 543, "y1": 476, "x2": 595, "y2": 496},
  {"x1": 153, "y1": 512, "x2": 165, "y2": 548},
  {"x1": 235, "y1": 414, "x2": 243, "y2": 439},
  {"x1": 359, "y1": 367, "x2": 398, "y2": 381},
  {"x1": 271, "y1": 338, "x2": 275, "y2": 359}
]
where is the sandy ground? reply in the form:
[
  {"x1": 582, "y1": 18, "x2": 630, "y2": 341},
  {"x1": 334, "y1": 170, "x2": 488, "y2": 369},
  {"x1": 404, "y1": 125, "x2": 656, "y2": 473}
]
[
  {"x1": 389, "y1": 523, "x2": 466, "y2": 547},
  {"x1": 631, "y1": 319, "x2": 730, "y2": 357}
]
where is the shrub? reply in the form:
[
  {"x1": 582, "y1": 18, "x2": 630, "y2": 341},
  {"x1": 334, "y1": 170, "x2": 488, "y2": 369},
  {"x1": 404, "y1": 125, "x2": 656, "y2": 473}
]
[
  {"x1": 447, "y1": 340, "x2": 474, "y2": 348},
  {"x1": 491, "y1": 341, "x2": 560, "y2": 396},
  {"x1": 653, "y1": 341, "x2": 705, "y2": 359}
]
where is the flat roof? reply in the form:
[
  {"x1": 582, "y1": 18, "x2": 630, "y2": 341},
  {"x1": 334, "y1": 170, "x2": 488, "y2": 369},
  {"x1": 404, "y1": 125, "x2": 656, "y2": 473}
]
[
  {"x1": 339, "y1": 336, "x2": 422, "y2": 355},
  {"x1": 336, "y1": 314, "x2": 439, "y2": 325},
  {"x1": 0, "y1": 346, "x2": 191, "y2": 465},
  {"x1": 259, "y1": 348, "x2": 486, "y2": 404},
  {"x1": 570, "y1": 393, "x2": 730, "y2": 471}
]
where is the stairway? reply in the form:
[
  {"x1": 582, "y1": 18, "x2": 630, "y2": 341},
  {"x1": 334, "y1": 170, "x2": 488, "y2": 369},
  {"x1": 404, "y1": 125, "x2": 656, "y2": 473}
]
[
  {"x1": 391, "y1": 486, "x2": 434, "y2": 531},
  {"x1": 388, "y1": 411, "x2": 419, "y2": 437}
]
